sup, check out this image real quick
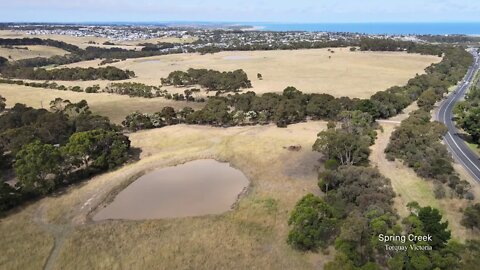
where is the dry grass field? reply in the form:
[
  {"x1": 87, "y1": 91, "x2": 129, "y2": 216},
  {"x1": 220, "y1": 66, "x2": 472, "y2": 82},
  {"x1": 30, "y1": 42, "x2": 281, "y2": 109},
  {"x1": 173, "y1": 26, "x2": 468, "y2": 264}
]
[
  {"x1": 55, "y1": 48, "x2": 441, "y2": 98},
  {"x1": 0, "y1": 84, "x2": 203, "y2": 123},
  {"x1": 0, "y1": 205, "x2": 54, "y2": 270},
  {"x1": 0, "y1": 48, "x2": 439, "y2": 124},
  {"x1": 0, "y1": 45, "x2": 69, "y2": 61},
  {"x1": 0, "y1": 122, "x2": 331, "y2": 270}
]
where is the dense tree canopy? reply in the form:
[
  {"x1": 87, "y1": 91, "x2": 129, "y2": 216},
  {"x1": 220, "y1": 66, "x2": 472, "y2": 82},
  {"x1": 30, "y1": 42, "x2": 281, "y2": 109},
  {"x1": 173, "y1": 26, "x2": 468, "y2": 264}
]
[
  {"x1": 313, "y1": 129, "x2": 371, "y2": 166},
  {"x1": 289, "y1": 96, "x2": 397, "y2": 266},
  {"x1": 417, "y1": 206, "x2": 451, "y2": 249},
  {"x1": 0, "y1": 97, "x2": 128, "y2": 214},
  {"x1": 104, "y1": 82, "x2": 159, "y2": 98},
  {"x1": 392, "y1": 203, "x2": 459, "y2": 269},
  {"x1": 14, "y1": 141, "x2": 62, "y2": 195},
  {"x1": 161, "y1": 68, "x2": 252, "y2": 92},
  {"x1": 321, "y1": 166, "x2": 396, "y2": 268},
  {"x1": 455, "y1": 86, "x2": 480, "y2": 144},
  {"x1": 0, "y1": 38, "x2": 81, "y2": 53},
  {"x1": 313, "y1": 109, "x2": 376, "y2": 166},
  {"x1": 63, "y1": 129, "x2": 130, "y2": 171},
  {"x1": 287, "y1": 194, "x2": 338, "y2": 250}
]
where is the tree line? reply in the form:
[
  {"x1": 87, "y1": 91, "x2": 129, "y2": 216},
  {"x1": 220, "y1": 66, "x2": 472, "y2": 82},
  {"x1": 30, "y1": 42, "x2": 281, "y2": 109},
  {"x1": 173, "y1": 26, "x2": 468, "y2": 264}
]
[
  {"x1": 161, "y1": 68, "x2": 252, "y2": 93},
  {"x1": 0, "y1": 96, "x2": 130, "y2": 214},
  {"x1": 194, "y1": 37, "x2": 445, "y2": 56},
  {"x1": 382, "y1": 48, "x2": 474, "y2": 199},
  {"x1": 0, "y1": 78, "x2": 205, "y2": 102},
  {"x1": 454, "y1": 83, "x2": 480, "y2": 146},
  {"x1": 0, "y1": 37, "x2": 82, "y2": 53},
  {"x1": 121, "y1": 87, "x2": 357, "y2": 130},
  {"x1": 359, "y1": 38, "x2": 443, "y2": 56},
  {"x1": 104, "y1": 82, "x2": 161, "y2": 98},
  {"x1": 0, "y1": 39, "x2": 182, "y2": 70},
  {"x1": 386, "y1": 109, "x2": 473, "y2": 199},
  {"x1": 367, "y1": 46, "x2": 472, "y2": 119},
  {"x1": 0, "y1": 78, "x2": 81, "y2": 91},
  {"x1": 419, "y1": 35, "x2": 480, "y2": 44},
  {"x1": 1, "y1": 66, "x2": 134, "y2": 81}
]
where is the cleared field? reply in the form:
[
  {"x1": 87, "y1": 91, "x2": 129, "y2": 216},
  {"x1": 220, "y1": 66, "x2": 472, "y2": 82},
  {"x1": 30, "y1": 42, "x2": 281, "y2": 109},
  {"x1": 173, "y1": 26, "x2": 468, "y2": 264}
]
[
  {"x1": 0, "y1": 45, "x2": 69, "y2": 60},
  {"x1": 370, "y1": 119, "x2": 480, "y2": 242},
  {"x1": 57, "y1": 48, "x2": 441, "y2": 98},
  {"x1": 0, "y1": 122, "x2": 330, "y2": 269},
  {"x1": 0, "y1": 84, "x2": 202, "y2": 123}
]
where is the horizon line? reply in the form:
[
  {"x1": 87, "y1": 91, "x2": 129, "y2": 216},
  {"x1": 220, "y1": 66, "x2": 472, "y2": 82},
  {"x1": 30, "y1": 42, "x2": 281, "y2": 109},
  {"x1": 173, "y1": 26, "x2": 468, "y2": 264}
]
[{"x1": 2, "y1": 21, "x2": 480, "y2": 25}]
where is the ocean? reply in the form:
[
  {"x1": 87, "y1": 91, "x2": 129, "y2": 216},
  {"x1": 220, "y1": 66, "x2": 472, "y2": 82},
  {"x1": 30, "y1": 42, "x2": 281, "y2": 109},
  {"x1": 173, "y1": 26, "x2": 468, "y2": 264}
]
[{"x1": 250, "y1": 22, "x2": 480, "y2": 35}]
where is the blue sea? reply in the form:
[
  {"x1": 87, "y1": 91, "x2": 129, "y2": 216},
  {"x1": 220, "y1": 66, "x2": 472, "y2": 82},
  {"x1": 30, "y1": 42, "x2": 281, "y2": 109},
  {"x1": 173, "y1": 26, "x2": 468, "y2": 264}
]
[{"x1": 252, "y1": 22, "x2": 480, "y2": 35}]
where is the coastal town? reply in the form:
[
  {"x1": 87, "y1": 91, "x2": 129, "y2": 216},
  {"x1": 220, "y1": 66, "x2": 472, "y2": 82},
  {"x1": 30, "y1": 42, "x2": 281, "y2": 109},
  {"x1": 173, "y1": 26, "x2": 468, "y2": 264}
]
[{"x1": 1, "y1": 23, "x2": 421, "y2": 52}]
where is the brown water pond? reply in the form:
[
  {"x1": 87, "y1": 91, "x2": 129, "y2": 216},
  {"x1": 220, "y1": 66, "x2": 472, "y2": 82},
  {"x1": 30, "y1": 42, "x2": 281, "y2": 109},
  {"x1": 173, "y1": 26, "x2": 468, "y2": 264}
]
[{"x1": 93, "y1": 159, "x2": 249, "y2": 220}]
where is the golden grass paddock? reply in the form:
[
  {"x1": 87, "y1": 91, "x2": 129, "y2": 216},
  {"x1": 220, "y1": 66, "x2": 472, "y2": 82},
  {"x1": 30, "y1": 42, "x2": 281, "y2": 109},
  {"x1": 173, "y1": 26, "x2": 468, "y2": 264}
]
[
  {"x1": 0, "y1": 122, "x2": 333, "y2": 270},
  {"x1": 0, "y1": 84, "x2": 203, "y2": 124},
  {"x1": 0, "y1": 45, "x2": 69, "y2": 61},
  {"x1": 0, "y1": 48, "x2": 440, "y2": 123},
  {"x1": 56, "y1": 48, "x2": 441, "y2": 99}
]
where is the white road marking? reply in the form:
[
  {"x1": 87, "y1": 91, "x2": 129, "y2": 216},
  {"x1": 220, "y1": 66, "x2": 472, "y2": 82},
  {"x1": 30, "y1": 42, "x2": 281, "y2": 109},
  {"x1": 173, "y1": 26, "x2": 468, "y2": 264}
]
[
  {"x1": 439, "y1": 56, "x2": 480, "y2": 181},
  {"x1": 448, "y1": 132, "x2": 480, "y2": 173},
  {"x1": 444, "y1": 136, "x2": 479, "y2": 180}
]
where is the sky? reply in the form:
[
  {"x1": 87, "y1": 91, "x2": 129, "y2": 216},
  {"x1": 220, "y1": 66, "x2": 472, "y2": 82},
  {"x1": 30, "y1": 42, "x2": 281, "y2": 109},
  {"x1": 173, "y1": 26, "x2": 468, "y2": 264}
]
[{"x1": 1, "y1": 0, "x2": 480, "y2": 23}]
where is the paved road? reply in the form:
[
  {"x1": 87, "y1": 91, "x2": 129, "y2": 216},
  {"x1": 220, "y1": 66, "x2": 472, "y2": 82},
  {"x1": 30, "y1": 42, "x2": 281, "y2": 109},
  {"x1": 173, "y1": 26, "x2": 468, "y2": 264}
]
[{"x1": 436, "y1": 49, "x2": 480, "y2": 183}]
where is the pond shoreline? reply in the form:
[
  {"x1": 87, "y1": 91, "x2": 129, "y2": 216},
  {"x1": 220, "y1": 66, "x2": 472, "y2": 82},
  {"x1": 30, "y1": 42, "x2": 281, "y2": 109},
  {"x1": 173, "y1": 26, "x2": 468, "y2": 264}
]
[{"x1": 90, "y1": 159, "x2": 251, "y2": 221}]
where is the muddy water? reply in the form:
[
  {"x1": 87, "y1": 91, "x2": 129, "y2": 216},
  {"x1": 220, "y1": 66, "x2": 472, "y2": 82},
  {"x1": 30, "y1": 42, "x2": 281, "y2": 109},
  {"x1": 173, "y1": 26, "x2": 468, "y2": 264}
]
[{"x1": 93, "y1": 159, "x2": 249, "y2": 220}]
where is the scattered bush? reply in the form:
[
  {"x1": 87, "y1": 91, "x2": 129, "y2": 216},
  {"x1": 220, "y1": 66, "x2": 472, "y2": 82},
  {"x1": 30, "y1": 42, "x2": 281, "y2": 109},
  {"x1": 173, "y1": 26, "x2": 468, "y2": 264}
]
[
  {"x1": 433, "y1": 182, "x2": 447, "y2": 199},
  {"x1": 461, "y1": 203, "x2": 480, "y2": 230}
]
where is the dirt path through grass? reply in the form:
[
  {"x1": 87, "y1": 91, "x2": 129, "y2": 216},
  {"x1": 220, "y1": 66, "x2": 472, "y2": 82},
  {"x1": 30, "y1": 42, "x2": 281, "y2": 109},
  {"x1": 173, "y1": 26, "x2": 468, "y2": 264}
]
[{"x1": 33, "y1": 204, "x2": 73, "y2": 270}]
